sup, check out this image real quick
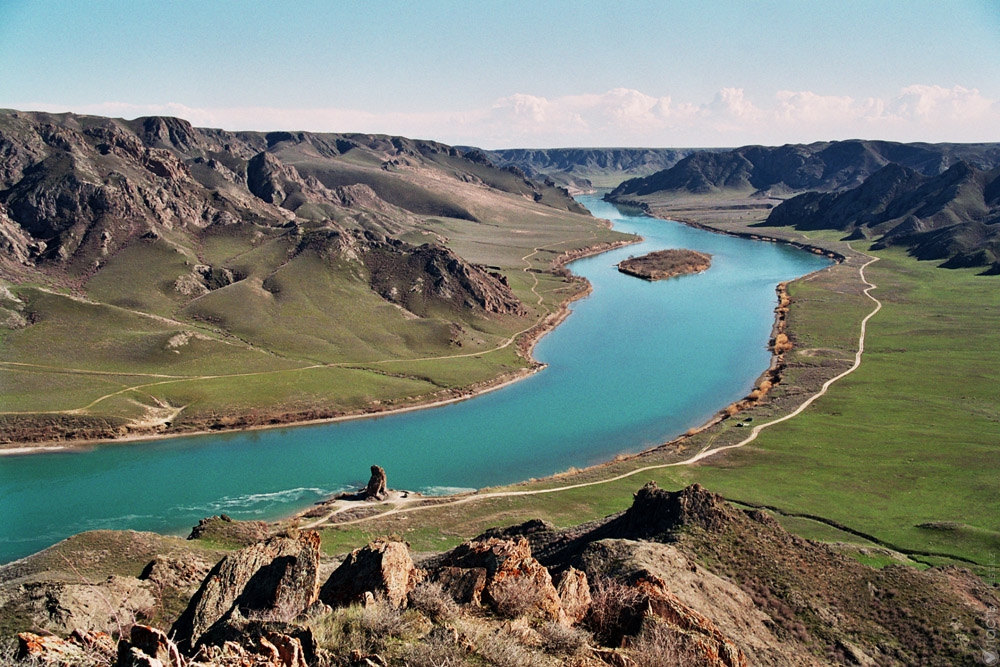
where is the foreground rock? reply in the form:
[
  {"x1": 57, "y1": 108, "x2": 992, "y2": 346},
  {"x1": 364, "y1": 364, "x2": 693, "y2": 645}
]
[
  {"x1": 3, "y1": 484, "x2": 997, "y2": 666},
  {"x1": 170, "y1": 531, "x2": 321, "y2": 653},
  {"x1": 319, "y1": 539, "x2": 419, "y2": 609}
]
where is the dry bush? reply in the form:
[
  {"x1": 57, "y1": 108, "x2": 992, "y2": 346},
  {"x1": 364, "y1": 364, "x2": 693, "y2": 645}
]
[
  {"x1": 398, "y1": 633, "x2": 474, "y2": 667},
  {"x1": 487, "y1": 576, "x2": 545, "y2": 620},
  {"x1": 408, "y1": 580, "x2": 460, "y2": 623},
  {"x1": 460, "y1": 622, "x2": 553, "y2": 667},
  {"x1": 536, "y1": 621, "x2": 590, "y2": 656},
  {"x1": 626, "y1": 619, "x2": 712, "y2": 667},
  {"x1": 585, "y1": 577, "x2": 648, "y2": 647},
  {"x1": 312, "y1": 597, "x2": 427, "y2": 657}
]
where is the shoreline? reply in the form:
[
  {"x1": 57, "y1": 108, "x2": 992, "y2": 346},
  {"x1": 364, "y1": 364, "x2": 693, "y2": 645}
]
[{"x1": 0, "y1": 236, "x2": 639, "y2": 455}]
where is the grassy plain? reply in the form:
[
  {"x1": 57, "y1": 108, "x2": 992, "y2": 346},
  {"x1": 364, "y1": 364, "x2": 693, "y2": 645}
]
[{"x1": 1, "y1": 191, "x2": 630, "y2": 438}]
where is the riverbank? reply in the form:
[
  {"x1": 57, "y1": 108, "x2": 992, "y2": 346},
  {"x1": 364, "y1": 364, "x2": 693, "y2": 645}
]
[{"x1": 0, "y1": 237, "x2": 639, "y2": 454}]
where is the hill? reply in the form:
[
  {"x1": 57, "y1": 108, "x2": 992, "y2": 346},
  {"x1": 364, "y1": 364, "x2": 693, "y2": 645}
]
[
  {"x1": 606, "y1": 140, "x2": 1000, "y2": 198},
  {"x1": 471, "y1": 147, "x2": 725, "y2": 191},
  {"x1": 3, "y1": 484, "x2": 994, "y2": 666},
  {"x1": 764, "y1": 161, "x2": 1000, "y2": 272},
  {"x1": 605, "y1": 140, "x2": 1000, "y2": 271},
  {"x1": 0, "y1": 110, "x2": 631, "y2": 444}
]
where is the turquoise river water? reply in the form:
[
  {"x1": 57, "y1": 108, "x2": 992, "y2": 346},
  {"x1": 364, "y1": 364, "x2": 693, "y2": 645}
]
[{"x1": 0, "y1": 196, "x2": 831, "y2": 563}]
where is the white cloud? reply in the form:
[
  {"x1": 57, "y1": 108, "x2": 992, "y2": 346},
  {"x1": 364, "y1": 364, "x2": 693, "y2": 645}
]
[{"x1": 13, "y1": 84, "x2": 1000, "y2": 148}]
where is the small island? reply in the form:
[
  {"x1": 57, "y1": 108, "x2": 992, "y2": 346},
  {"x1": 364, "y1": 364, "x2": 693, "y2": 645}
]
[{"x1": 617, "y1": 248, "x2": 712, "y2": 280}]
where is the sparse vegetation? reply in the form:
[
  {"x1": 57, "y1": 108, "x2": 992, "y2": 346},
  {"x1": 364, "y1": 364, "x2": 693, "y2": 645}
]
[{"x1": 616, "y1": 248, "x2": 711, "y2": 280}]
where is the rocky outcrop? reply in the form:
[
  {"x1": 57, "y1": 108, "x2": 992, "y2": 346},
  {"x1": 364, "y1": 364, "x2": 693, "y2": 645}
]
[
  {"x1": 434, "y1": 537, "x2": 569, "y2": 622},
  {"x1": 614, "y1": 482, "x2": 737, "y2": 538},
  {"x1": 360, "y1": 235, "x2": 526, "y2": 316},
  {"x1": 4, "y1": 484, "x2": 996, "y2": 666},
  {"x1": 555, "y1": 567, "x2": 592, "y2": 625},
  {"x1": 319, "y1": 539, "x2": 420, "y2": 609},
  {"x1": 170, "y1": 531, "x2": 321, "y2": 653},
  {"x1": 363, "y1": 465, "x2": 388, "y2": 501},
  {"x1": 17, "y1": 575, "x2": 156, "y2": 637}
]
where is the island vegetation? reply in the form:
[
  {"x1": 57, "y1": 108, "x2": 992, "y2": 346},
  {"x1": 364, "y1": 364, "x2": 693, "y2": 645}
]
[{"x1": 616, "y1": 248, "x2": 711, "y2": 280}]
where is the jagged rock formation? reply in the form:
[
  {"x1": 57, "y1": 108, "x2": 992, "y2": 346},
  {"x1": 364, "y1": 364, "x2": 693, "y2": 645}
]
[
  {"x1": 319, "y1": 539, "x2": 420, "y2": 609},
  {"x1": 4, "y1": 484, "x2": 995, "y2": 666},
  {"x1": 170, "y1": 531, "x2": 321, "y2": 653},
  {"x1": 433, "y1": 537, "x2": 566, "y2": 622},
  {"x1": 765, "y1": 161, "x2": 1000, "y2": 272}
]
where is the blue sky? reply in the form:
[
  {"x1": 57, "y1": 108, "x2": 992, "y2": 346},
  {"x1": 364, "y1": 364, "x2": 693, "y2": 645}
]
[{"x1": 1, "y1": 0, "x2": 998, "y2": 147}]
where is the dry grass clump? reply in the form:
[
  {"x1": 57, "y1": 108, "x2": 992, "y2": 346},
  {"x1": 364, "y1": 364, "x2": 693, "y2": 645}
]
[
  {"x1": 459, "y1": 621, "x2": 555, "y2": 667},
  {"x1": 536, "y1": 621, "x2": 589, "y2": 656},
  {"x1": 311, "y1": 597, "x2": 430, "y2": 658},
  {"x1": 408, "y1": 580, "x2": 460, "y2": 623},
  {"x1": 487, "y1": 576, "x2": 547, "y2": 620},
  {"x1": 627, "y1": 619, "x2": 712, "y2": 667},
  {"x1": 584, "y1": 577, "x2": 647, "y2": 647}
]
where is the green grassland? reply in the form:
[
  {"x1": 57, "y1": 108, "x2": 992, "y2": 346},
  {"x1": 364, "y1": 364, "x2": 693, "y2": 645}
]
[
  {"x1": 1, "y1": 180, "x2": 628, "y2": 436},
  {"x1": 669, "y1": 246, "x2": 1000, "y2": 564}
]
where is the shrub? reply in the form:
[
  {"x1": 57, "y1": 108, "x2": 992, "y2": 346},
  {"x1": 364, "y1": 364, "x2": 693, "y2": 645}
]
[
  {"x1": 627, "y1": 620, "x2": 712, "y2": 667},
  {"x1": 585, "y1": 577, "x2": 647, "y2": 647},
  {"x1": 487, "y1": 575, "x2": 546, "y2": 620},
  {"x1": 460, "y1": 622, "x2": 552, "y2": 667},
  {"x1": 408, "y1": 580, "x2": 460, "y2": 623},
  {"x1": 537, "y1": 621, "x2": 590, "y2": 656}
]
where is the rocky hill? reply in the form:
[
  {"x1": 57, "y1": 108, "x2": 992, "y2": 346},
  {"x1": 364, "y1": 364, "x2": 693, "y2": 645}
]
[
  {"x1": 606, "y1": 140, "x2": 1000, "y2": 198},
  {"x1": 604, "y1": 140, "x2": 1000, "y2": 271},
  {"x1": 0, "y1": 110, "x2": 623, "y2": 443},
  {"x1": 763, "y1": 161, "x2": 1000, "y2": 272},
  {"x1": 4, "y1": 484, "x2": 994, "y2": 666},
  {"x1": 0, "y1": 110, "x2": 582, "y2": 282}
]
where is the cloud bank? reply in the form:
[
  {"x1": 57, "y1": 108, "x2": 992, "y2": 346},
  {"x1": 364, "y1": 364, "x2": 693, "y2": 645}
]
[{"x1": 16, "y1": 85, "x2": 999, "y2": 149}]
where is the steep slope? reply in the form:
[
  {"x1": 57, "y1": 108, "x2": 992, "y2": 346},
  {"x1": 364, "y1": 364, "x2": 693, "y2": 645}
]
[
  {"x1": 607, "y1": 140, "x2": 1000, "y2": 198},
  {"x1": 765, "y1": 162, "x2": 1000, "y2": 271},
  {"x1": 0, "y1": 110, "x2": 625, "y2": 443}
]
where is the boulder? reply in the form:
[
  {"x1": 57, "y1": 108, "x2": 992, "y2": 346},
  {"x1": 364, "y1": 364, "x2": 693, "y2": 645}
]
[
  {"x1": 170, "y1": 531, "x2": 321, "y2": 653},
  {"x1": 17, "y1": 632, "x2": 90, "y2": 665},
  {"x1": 555, "y1": 567, "x2": 592, "y2": 625},
  {"x1": 435, "y1": 537, "x2": 564, "y2": 621},
  {"x1": 319, "y1": 539, "x2": 420, "y2": 609}
]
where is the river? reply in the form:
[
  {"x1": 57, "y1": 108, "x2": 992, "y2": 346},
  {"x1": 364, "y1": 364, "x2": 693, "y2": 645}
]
[{"x1": 0, "y1": 196, "x2": 830, "y2": 563}]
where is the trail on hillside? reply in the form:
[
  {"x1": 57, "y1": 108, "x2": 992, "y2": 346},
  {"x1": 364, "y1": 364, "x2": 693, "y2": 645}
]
[{"x1": 1, "y1": 225, "x2": 619, "y2": 424}]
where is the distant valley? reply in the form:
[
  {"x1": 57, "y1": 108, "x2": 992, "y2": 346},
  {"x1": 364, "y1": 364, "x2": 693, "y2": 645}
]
[{"x1": 604, "y1": 139, "x2": 1000, "y2": 272}]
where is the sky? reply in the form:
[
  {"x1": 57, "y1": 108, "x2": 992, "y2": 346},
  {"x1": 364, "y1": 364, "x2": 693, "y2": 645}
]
[{"x1": 1, "y1": 0, "x2": 998, "y2": 148}]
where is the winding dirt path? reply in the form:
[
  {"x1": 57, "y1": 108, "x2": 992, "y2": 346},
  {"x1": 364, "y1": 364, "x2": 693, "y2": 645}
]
[
  {"x1": 1, "y1": 224, "x2": 625, "y2": 429},
  {"x1": 304, "y1": 253, "x2": 882, "y2": 529}
]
